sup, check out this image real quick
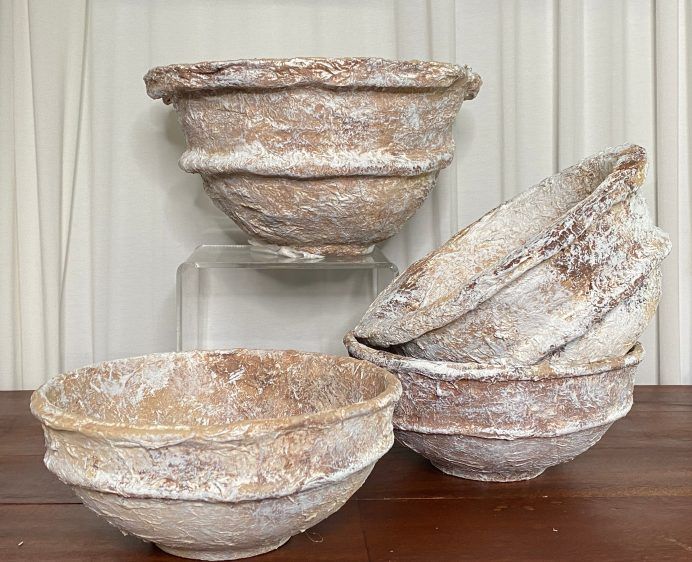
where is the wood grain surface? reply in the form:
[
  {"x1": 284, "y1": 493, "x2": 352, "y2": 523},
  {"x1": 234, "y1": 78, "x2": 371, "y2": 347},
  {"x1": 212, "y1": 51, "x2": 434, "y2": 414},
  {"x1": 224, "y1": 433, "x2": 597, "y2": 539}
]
[{"x1": 1, "y1": 387, "x2": 690, "y2": 561}]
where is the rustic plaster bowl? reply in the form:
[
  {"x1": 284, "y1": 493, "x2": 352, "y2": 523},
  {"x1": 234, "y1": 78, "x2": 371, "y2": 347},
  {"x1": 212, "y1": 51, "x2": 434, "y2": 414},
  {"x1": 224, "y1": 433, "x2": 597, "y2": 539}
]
[
  {"x1": 399, "y1": 195, "x2": 670, "y2": 364},
  {"x1": 355, "y1": 144, "x2": 670, "y2": 365},
  {"x1": 144, "y1": 57, "x2": 481, "y2": 256},
  {"x1": 345, "y1": 332, "x2": 641, "y2": 482},
  {"x1": 31, "y1": 349, "x2": 401, "y2": 560}
]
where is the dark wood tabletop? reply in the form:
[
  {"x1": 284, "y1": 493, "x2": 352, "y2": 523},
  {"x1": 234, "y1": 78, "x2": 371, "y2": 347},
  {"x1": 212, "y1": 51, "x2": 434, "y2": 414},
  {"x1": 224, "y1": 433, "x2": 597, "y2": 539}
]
[{"x1": 1, "y1": 387, "x2": 691, "y2": 561}]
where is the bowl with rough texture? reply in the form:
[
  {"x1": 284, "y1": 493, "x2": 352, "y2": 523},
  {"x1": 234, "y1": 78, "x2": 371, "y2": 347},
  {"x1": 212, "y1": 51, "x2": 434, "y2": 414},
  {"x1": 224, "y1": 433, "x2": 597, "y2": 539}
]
[
  {"x1": 355, "y1": 144, "x2": 670, "y2": 364},
  {"x1": 31, "y1": 349, "x2": 401, "y2": 560},
  {"x1": 144, "y1": 57, "x2": 481, "y2": 256},
  {"x1": 345, "y1": 331, "x2": 641, "y2": 482},
  {"x1": 399, "y1": 195, "x2": 669, "y2": 365},
  {"x1": 550, "y1": 266, "x2": 661, "y2": 365}
]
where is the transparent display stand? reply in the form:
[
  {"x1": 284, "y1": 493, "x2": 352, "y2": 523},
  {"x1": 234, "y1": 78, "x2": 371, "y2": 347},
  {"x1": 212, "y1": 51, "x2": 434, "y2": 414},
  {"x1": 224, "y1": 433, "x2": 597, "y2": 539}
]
[{"x1": 177, "y1": 245, "x2": 398, "y2": 354}]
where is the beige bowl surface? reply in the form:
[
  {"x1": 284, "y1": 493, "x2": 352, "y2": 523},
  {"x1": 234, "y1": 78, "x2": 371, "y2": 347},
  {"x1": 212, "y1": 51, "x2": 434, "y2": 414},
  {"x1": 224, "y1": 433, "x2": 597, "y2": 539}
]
[
  {"x1": 552, "y1": 266, "x2": 662, "y2": 365},
  {"x1": 345, "y1": 332, "x2": 641, "y2": 482},
  {"x1": 400, "y1": 194, "x2": 669, "y2": 364},
  {"x1": 145, "y1": 57, "x2": 481, "y2": 256},
  {"x1": 355, "y1": 144, "x2": 655, "y2": 344},
  {"x1": 31, "y1": 349, "x2": 401, "y2": 560}
]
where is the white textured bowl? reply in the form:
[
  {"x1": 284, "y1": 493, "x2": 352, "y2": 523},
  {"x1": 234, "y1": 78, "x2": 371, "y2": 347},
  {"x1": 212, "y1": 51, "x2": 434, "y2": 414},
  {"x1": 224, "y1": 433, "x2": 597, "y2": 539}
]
[
  {"x1": 400, "y1": 194, "x2": 669, "y2": 365},
  {"x1": 345, "y1": 332, "x2": 641, "y2": 482},
  {"x1": 31, "y1": 349, "x2": 401, "y2": 560},
  {"x1": 356, "y1": 145, "x2": 669, "y2": 361},
  {"x1": 145, "y1": 57, "x2": 481, "y2": 256}
]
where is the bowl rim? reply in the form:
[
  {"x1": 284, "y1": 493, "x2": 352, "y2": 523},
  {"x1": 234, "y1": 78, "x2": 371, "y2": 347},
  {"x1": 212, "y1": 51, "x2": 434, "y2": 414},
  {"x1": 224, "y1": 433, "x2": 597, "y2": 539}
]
[
  {"x1": 354, "y1": 144, "x2": 650, "y2": 347},
  {"x1": 343, "y1": 331, "x2": 643, "y2": 383},
  {"x1": 30, "y1": 348, "x2": 402, "y2": 445},
  {"x1": 144, "y1": 56, "x2": 482, "y2": 102}
]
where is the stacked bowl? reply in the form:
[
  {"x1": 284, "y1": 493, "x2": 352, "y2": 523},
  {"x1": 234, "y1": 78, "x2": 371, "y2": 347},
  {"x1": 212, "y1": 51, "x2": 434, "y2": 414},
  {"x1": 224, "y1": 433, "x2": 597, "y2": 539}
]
[{"x1": 346, "y1": 144, "x2": 671, "y2": 481}]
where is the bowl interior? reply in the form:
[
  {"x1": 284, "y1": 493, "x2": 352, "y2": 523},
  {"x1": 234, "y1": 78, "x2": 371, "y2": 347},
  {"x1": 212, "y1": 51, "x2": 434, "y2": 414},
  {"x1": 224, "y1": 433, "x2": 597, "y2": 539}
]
[{"x1": 39, "y1": 350, "x2": 389, "y2": 427}]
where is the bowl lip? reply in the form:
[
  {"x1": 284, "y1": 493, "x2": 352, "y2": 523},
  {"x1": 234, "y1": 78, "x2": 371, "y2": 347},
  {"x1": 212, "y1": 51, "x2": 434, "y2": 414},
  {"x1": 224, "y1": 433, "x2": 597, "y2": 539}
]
[
  {"x1": 354, "y1": 143, "x2": 649, "y2": 347},
  {"x1": 144, "y1": 56, "x2": 482, "y2": 102},
  {"x1": 343, "y1": 331, "x2": 643, "y2": 383},
  {"x1": 30, "y1": 348, "x2": 402, "y2": 445}
]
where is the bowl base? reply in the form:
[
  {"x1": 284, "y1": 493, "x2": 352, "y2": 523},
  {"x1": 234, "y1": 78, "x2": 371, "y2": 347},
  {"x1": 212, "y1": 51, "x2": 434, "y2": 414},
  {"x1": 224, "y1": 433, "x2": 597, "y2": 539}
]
[
  {"x1": 284, "y1": 242, "x2": 376, "y2": 257},
  {"x1": 247, "y1": 236, "x2": 376, "y2": 257},
  {"x1": 430, "y1": 460, "x2": 546, "y2": 482},
  {"x1": 156, "y1": 537, "x2": 290, "y2": 560}
]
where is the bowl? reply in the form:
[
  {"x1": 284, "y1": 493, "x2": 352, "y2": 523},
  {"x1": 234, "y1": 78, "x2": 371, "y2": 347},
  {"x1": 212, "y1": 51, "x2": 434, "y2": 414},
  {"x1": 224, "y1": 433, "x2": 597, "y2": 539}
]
[
  {"x1": 354, "y1": 144, "x2": 653, "y2": 346},
  {"x1": 344, "y1": 332, "x2": 641, "y2": 482},
  {"x1": 399, "y1": 193, "x2": 670, "y2": 364},
  {"x1": 144, "y1": 57, "x2": 481, "y2": 256},
  {"x1": 31, "y1": 349, "x2": 401, "y2": 560}
]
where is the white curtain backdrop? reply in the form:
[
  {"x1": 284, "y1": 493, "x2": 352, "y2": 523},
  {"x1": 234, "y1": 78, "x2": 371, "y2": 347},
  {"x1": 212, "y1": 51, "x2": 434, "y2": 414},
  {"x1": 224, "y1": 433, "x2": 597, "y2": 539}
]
[{"x1": 1, "y1": 0, "x2": 690, "y2": 389}]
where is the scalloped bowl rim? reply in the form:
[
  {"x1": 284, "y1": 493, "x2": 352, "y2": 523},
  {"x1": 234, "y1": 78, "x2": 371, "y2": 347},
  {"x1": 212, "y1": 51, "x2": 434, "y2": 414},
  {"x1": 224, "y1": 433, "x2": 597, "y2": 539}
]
[{"x1": 144, "y1": 56, "x2": 482, "y2": 100}]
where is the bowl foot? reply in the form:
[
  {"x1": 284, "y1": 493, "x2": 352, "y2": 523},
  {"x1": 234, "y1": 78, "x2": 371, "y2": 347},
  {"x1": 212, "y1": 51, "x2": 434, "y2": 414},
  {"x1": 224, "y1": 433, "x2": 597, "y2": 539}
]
[
  {"x1": 248, "y1": 237, "x2": 376, "y2": 258},
  {"x1": 294, "y1": 243, "x2": 375, "y2": 257},
  {"x1": 156, "y1": 537, "x2": 290, "y2": 560},
  {"x1": 430, "y1": 460, "x2": 546, "y2": 482}
]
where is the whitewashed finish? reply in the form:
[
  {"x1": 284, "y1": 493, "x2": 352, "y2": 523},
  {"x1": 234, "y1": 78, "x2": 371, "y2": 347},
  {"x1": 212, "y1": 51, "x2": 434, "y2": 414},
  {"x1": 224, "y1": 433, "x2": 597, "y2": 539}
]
[
  {"x1": 399, "y1": 173, "x2": 670, "y2": 365},
  {"x1": 30, "y1": 349, "x2": 401, "y2": 560},
  {"x1": 357, "y1": 145, "x2": 645, "y2": 345},
  {"x1": 356, "y1": 145, "x2": 669, "y2": 366},
  {"x1": 345, "y1": 332, "x2": 641, "y2": 482},
  {"x1": 554, "y1": 268, "x2": 662, "y2": 365},
  {"x1": 145, "y1": 58, "x2": 481, "y2": 256}
]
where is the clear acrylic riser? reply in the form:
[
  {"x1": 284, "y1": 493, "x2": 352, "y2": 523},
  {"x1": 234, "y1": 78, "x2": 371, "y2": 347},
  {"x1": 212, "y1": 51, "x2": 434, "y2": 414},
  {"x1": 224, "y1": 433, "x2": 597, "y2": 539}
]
[{"x1": 176, "y1": 245, "x2": 398, "y2": 354}]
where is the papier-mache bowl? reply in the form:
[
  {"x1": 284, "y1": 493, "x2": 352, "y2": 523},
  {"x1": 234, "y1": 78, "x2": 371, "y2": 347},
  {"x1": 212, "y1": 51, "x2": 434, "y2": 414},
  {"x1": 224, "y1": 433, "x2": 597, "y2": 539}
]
[
  {"x1": 355, "y1": 144, "x2": 670, "y2": 365},
  {"x1": 345, "y1": 331, "x2": 641, "y2": 482},
  {"x1": 31, "y1": 349, "x2": 401, "y2": 560},
  {"x1": 144, "y1": 57, "x2": 481, "y2": 256}
]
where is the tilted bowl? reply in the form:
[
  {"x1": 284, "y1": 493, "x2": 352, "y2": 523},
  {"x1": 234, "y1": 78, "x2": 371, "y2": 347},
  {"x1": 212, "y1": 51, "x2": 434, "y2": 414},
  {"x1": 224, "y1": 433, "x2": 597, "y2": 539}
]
[
  {"x1": 355, "y1": 145, "x2": 667, "y2": 358},
  {"x1": 145, "y1": 57, "x2": 481, "y2": 256},
  {"x1": 345, "y1": 332, "x2": 641, "y2": 482},
  {"x1": 400, "y1": 193, "x2": 669, "y2": 364},
  {"x1": 31, "y1": 349, "x2": 401, "y2": 560}
]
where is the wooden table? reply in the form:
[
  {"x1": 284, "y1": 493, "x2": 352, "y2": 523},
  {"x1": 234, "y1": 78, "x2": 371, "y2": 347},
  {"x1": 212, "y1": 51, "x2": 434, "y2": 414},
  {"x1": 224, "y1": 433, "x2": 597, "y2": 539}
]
[{"x1": 1, "y1": 387, "x2": 691, "y2": 561}]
